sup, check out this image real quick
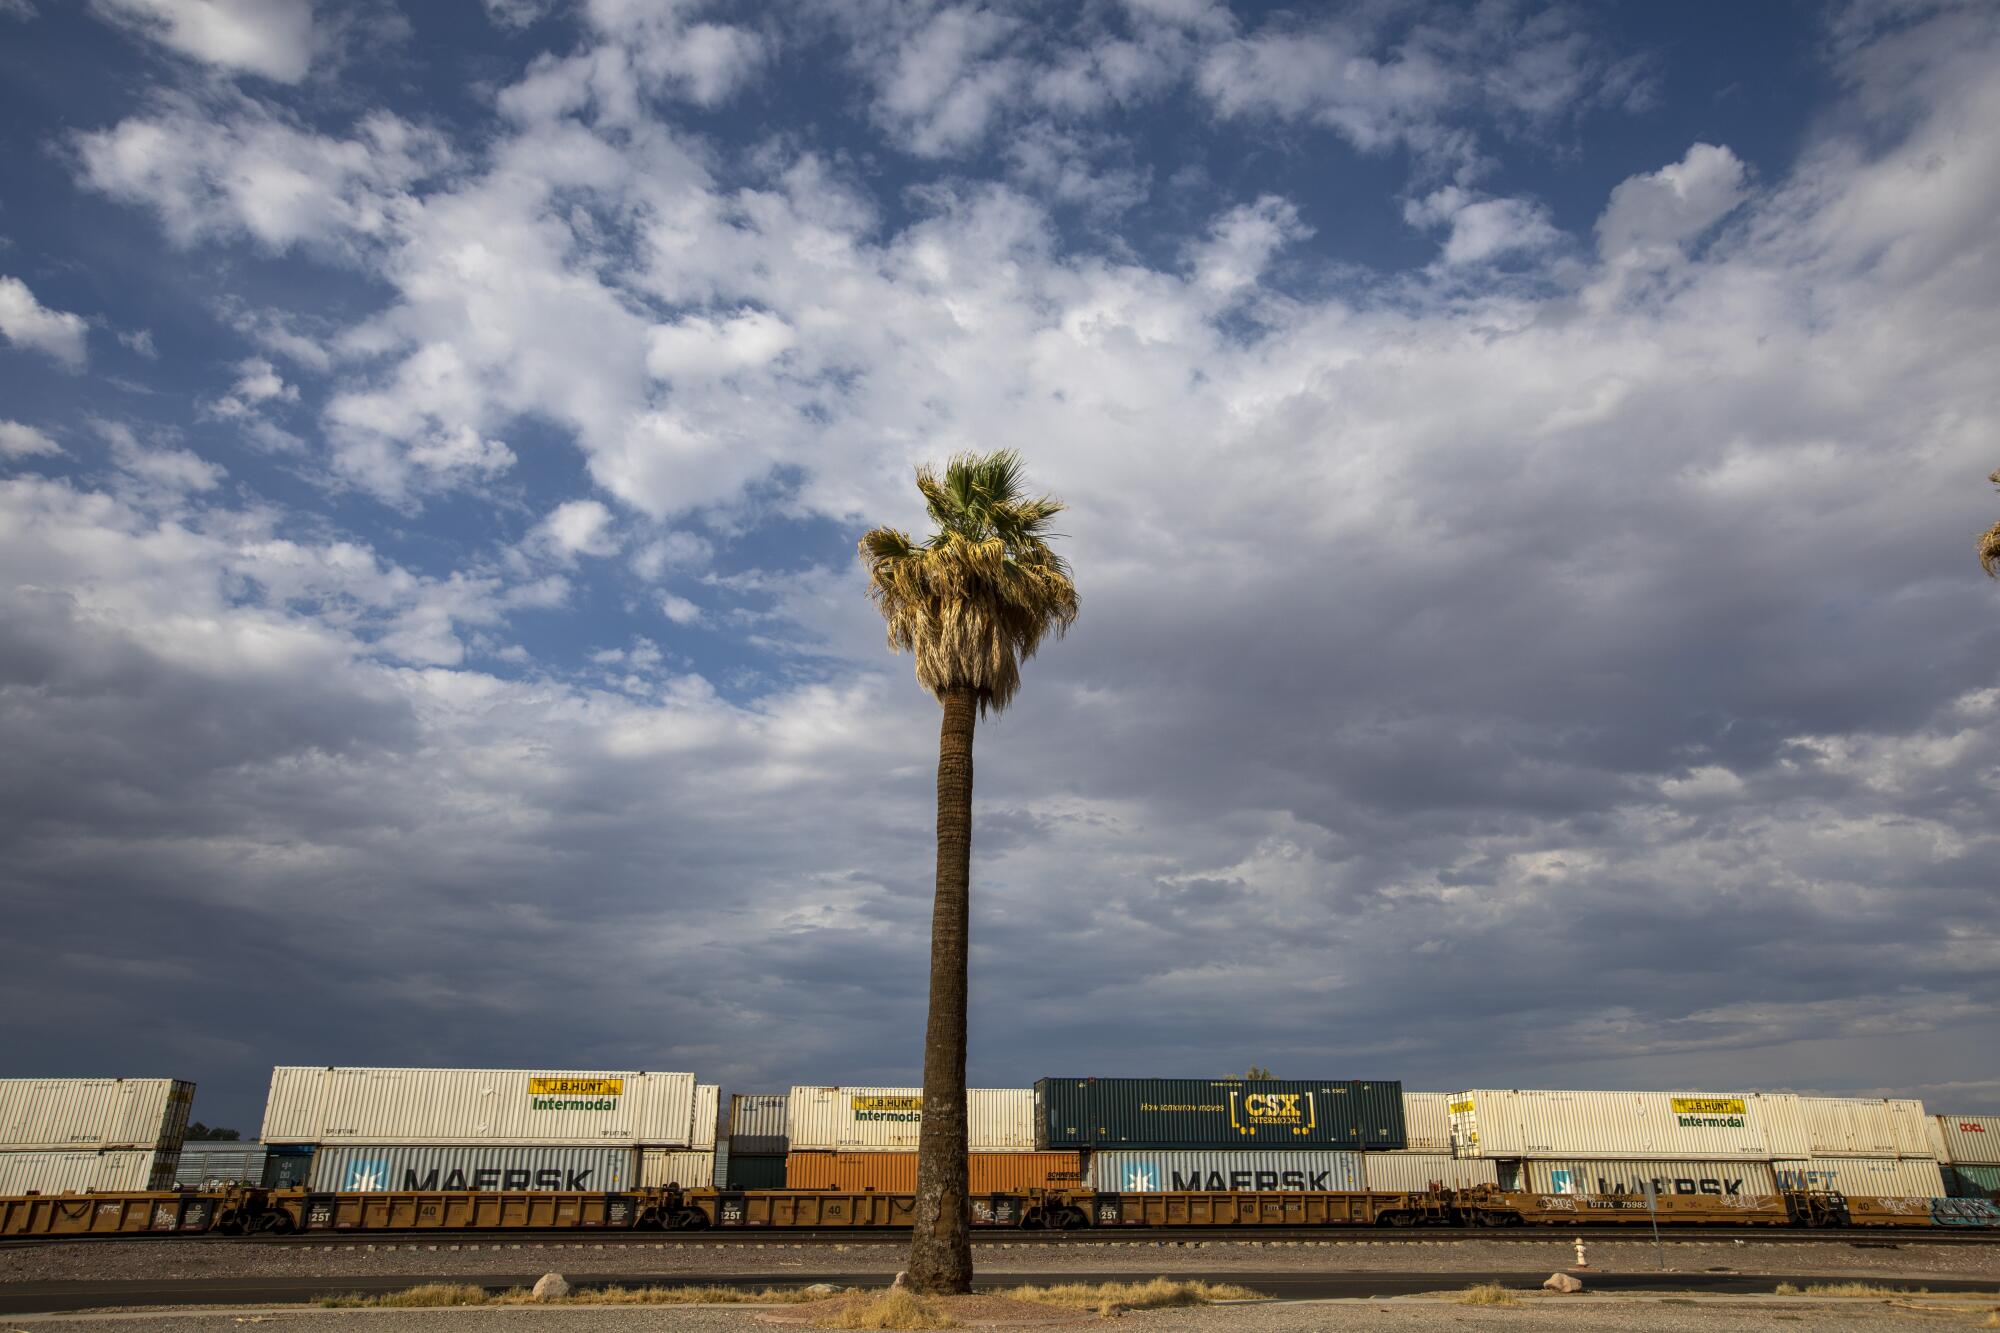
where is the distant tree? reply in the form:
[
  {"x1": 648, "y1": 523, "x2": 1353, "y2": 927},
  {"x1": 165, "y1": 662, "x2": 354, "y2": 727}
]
[
  {"x1": 1243, "y1": 1067, "x2": 1275, "y2": 1081},
  {"x1": 184, "y1": 1123, "x2": 241, "y2": 1141},
  {"x1": 1981, "y1": 469, "x2": 2000, "y2": 577},
  {"x1": 860, "y1": 449, "x2": 1079, "y2": 1295}
]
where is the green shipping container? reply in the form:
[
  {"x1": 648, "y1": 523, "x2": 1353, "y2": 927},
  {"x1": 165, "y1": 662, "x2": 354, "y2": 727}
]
[
  {"x1": 1034, "y1": 1078, "x2": 1406, "y2": 1150},
  {"x1": 1944, "y1": 1164, "x2": 2000, "y2": 1200},
  {"x1": 725, "y1": 1154, "x2": 788, "y2": 1190}
]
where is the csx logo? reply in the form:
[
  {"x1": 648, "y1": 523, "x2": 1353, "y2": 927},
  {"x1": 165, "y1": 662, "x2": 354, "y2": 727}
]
[
  {"x1": 1245, "y1": 1094, "x2": 1302, "y2": 1118},
  {"x1": 1229, "y1": 1089, "x2": 1316, "y2": 1136}
]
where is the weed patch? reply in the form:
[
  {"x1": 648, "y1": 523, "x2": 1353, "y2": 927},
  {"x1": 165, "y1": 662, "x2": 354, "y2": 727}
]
[{"x1": 1000, "y1": 1278, "x2": 1263, "y2": 1314}]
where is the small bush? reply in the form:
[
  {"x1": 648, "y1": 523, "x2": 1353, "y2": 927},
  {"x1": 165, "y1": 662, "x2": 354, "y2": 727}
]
[
  {"x1": 816, "y1": 1289, "x2": 959, "y2": 1329},
  {"x1": 1002, "y1": 1278, "x2": 1263, "y2": 1314},
  {"x1": 1451, "y1": 1283, "x2": 1520, "y2": 1307}
]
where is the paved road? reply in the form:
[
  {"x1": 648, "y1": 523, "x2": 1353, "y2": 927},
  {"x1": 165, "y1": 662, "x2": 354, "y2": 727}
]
[{"x1": 4, "y1": 1270, "x2": 1997, "y2": 1314}]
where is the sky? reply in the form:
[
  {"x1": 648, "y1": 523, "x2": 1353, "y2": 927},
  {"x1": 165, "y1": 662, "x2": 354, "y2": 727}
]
[{"x1": 1, "y1": 0, "x2": 1997, "y2": 1135}]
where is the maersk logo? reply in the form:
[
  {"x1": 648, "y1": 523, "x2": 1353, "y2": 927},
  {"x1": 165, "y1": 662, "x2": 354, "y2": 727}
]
[
  {"x1": 1121, "y1": 1162, "x2": 1161, "y2": 1191},
  {"x1": 344, "y1": 1160, "x2": 392, "y2": 1191}
]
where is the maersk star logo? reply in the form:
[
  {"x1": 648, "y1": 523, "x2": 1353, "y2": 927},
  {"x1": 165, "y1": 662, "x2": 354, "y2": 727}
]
[
  {"x1": 346, "y1": 1161, "x2": 391, "y2": 1192},
  {"x1": 1122, "y1": 1162, "x2": 1159, "y2": 1191}
]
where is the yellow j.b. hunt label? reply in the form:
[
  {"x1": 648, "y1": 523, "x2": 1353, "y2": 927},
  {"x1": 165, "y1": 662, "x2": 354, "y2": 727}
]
[
  {"x1": 1228, "y1": 1090, "x2": 1318, "y2": 1137},
  {"x1": 528, "y1": 1077, "x2": 624, "y2": 1096},
  {"x1": 852, "y1": 1095, "x2": 922, "y2": 1112},
  {"x1": 1448, "y1": 1100, "x2": 1475, "y2": 1115},
  {"x1": 1670, "y1": 1097, "x2": 1746, "y2": 1115}
]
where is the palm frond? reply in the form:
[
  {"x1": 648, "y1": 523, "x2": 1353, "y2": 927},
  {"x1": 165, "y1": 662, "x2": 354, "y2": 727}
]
[
  {"x1": 1983, "y1": 470, "x2": 2000, "y2": 579},
  {"x1": 858, "y1": 450, "x2": 1078, "y2": 714}
]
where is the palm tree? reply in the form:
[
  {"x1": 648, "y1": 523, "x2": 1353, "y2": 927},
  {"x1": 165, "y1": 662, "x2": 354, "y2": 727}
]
[
  {"x1": 859, "y1": 450, "x2": 1079, "y2": 1294},
  {"x1": 1981, "y1": 469, "x2": 2000, "y2": 577}
]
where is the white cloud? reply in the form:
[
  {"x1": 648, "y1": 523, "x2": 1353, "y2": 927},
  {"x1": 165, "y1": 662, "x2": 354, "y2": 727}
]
[
  {"x1": 660, "y1": 592, "x2": 705, "y2": 626},
  {"x1": 0, "y1": 0, "x2": 37, "y2": 19},
  {"x1": 1597, "y1": 142, "x2": 1748, "y2": 262},
  {"x1": 646, "y1": 309, "x2": 795, "y2": 381},
  {"x1": 535, "y1": 498, "x2": 620, "y2": 560},
  {"x1": 118, "y1": 328, "x2": 158, "y2": 357},
  {"x1": 89, "y1": 0, "x2": 316, "y2": 83},
  {"x1": 0, "y1": 275, "x2": 88, "y2": 368},
  {"x1": 1406, "y1": 187, "x2": 1564, "y2": 265},
  {"x1": 0, "y1": 420, "x2": 62, "y2": 457}
]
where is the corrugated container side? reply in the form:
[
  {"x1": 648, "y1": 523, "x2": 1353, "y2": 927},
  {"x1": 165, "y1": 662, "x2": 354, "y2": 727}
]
[
  {"x1": 262, "y1": 1068, "x2": 698, "y2": 1146},
  {"x1": 1772, "y1": 1157, "x2": 1946, "y2": 1196},
  {"x1": 1943, "y1": 1164, "x2": 2000, "y2": 1199},
  {"x1": 729, "y1": 1094, "x2": 788, "y2": 1149},
  {"x1": 1933, "y1": 1115, "x2": 2000, "y2": 1166},
  {"x1": 723, "y1": 1154, "x2": 788, "y2": 1190},
  {"x1": 1090, "y1": 1150, "x2": 1364, "y2": 1193},
  {"x1": 1751, "y1": 1093, "x2": 1812, "y2": 1158},
  {"x1": 1399, "y1": 1093, "x2": 1450, "y2": 1152},
  {"x1": 174, "y1": 1142, "x2": 270, "y2": 1188},
  {"x1": 1361, "y1": 1152, "x2": 1497, "y2": 1193},
  {"x1": 1447, "y1": 1090, "x2": 1774, "y2": 1159},
  {"x1": 1794, "y1": 1097, "x2": 1933, "y2": 1158},
  {"x1": 1524, "y1": 1159, "x2": 1780, "y2": 1198},
  {"x1": 0, "y1": 1149, "x2": 174, "y2": 1193},
  {"x1": 0, "y1": 1079, "x2": 194, "y2": 1151},
  {"x1": 785, "y1": 1151, "x2": 1084, "y2": 1193},
  {"x1": 784, "y1": 1088, "x2": 1035, "y2": 1152},
  {"x1": 642, "y1": 1149, "x2": 715, "y2": 1188},
  {"x1": 1036, "y1": 1079, "x2": 1405, "y2": 1150},
  {"x1": 689, "y1": 1085, "x2": 719, "y2": 1150},
  {"x1": 307, "y1": 1145, "x2": 639, "y2": 1193}
]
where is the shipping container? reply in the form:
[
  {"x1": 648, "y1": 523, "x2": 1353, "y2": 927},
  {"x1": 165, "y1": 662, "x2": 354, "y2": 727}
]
[
  {"x1": 1943, "y1": 1164, "x2": 2000, "y2": 1199},
  {"x1": 1090, "y1": 1150, "x2": 1363, "y2": 1194},
  {"x1": 723, "y1": 1154, "x2": 788, "y2": 1190},
  {"x1": 173, "y1": 1141, "x2": 270, "y2": 1189},
  {"x1": 1771, "y1": 1158, "x2": 1945, "y2": 1197},
  {"x1": 1932, "y1": 1115, "x2": 2000, "y2": 1166},
  {"x1": 690, "y1": 1085, "x2": 719, "y2": 1150},
  {"x1": 729, "y1": 1094, "x2": 788, "y2": 1154},
  {"x1": 0, "y1": 1079, "x2": 194, "y2": 1151},
  {"x1": 785, "y1": 1087, "x2": 1035, "y2": 1152},
  {"x1": 1361, "y1": 1153, "x2": 1498, "y2": 1193},
  {"x1": 262, "y1": 1068, "x2": 698, "y2": 1147},
  {"x1": 785, "y1": 1151, "x2": 1083, "y2": 1193},
  {"x1": 306, "y1": 1145, "x2": 638, "y2": 1193},
  {"x1": 1036, "y1": 1079, "x2": 1405, "y2": 1150},
  {"x1": 1400, "y1": 1093, "x2": 1450, "y2": 1152},
  {"x1": 0, "y1": 1149, "x2": 177, "y2": 1193},
  {"x1": 264, "y1": 1148, "x2": 314, "y2": 1189},
  {"x1": 642, "y1": 1149, "x2": 715, "y2": 1189},
  {"x1": 1789, "y1": 1097, "x2": 1933, "y2": 1158},
  {"x1": 1449, "y1": 1090, "x2": 1775, "y2": 1160},
  {"x1": 1524, "y1": 1158, "x2": 1780, "y2": 1198}
]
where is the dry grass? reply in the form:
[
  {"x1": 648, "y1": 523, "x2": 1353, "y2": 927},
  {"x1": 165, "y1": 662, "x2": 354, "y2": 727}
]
[
  {"x1": 1450, "y1": 1283, "x2": 1521, "y2": 1307},
  {"x1": 314, "y1": 1282, "x2": 813, "y2": 1308},
  {"x1": 999, "y1": 1278, "x2": 1264, "y2": 1315},
  {"x1": 1774, "y1": 1282, "x2": 1931, "y2": 1297},
  {"x1": 813, "y1": 1290, "x2": 959, "y2": 1329}
]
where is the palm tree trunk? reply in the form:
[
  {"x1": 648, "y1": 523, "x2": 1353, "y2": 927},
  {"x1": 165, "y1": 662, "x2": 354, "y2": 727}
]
[{"x1": 907, "y1": 684, "x2": 976, "y2": 1293}]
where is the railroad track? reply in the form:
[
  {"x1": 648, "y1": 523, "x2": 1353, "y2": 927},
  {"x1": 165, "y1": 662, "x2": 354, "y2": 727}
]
[{"x1": 7, "y1": 1226, "x2": 1997, "y2": 1248}]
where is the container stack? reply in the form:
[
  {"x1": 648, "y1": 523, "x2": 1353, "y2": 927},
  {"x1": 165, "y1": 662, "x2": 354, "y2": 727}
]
[
  {"x1": 173, "y1": 1140, "x2": 276, "y2": 1190},
  {"x1": 261, "y1": 1067, "x2": 715, "y2": 1193},
  {"x1": 722, "y1": 1094, "x2": 789, "y2": 1190},
  {"x1": 1361, "y1": 1092, "x2": 1497, "y2": 1193},
  {"x1": 1931, "y1": 1115, "x2": 2000, "y2": 1201},
  {"x1": 1036, "y1": 1077, "x2": 1407, "y2": 1195},
  {"x1": 784, "y1": 1086, "x2": 1080, "y2": 1192},
  {"x1": 1448, "y1": 1089, "x2": 1946, "y2": 1198},
  {"x1": 0, "y1": 1077, "x2": 194, "y2": 1194}
]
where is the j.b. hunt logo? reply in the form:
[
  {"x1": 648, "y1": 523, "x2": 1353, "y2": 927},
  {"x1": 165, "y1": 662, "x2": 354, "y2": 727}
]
[
  {"x1": 851, "y1": 1095, "x2": 922, "y2": 1124},
  {"x1": 527, "y1": 1077, "x2": 621, "y2": 1112},
  {"x1": 1228, "y1": 1090, "x2": 1317, "y2": 1138},
  {"x1": 1669, "y1": 1097, "x2": 1747, "y2": 1130}
]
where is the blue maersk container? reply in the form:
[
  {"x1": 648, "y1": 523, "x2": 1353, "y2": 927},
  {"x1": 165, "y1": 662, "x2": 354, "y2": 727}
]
[{"x1": 1034, "y1": 1078, "x2": 1406, "y2": 1151}]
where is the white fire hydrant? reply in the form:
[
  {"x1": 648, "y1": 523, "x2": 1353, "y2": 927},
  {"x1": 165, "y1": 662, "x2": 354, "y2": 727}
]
[{"x1": 1573, "y1": 1236, "x2": 1589, "y2": 1269}]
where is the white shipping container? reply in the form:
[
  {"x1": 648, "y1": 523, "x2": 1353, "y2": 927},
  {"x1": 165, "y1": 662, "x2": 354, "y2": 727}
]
[
  {"x1": 1361, "y1": 1153, "x2": 1498, "y2": 1193},
  {"x1": 0, "y1": 1149, "x2": 177, "y2": 1193},
  {"x1": 261, "y1": 1068, "x2": 698, "y2": 1146},
  {"x1": 729, "y1": 1094, "x2": 788, "y2": 1152},
  {"x1": 1772, "y1": 1157, "x2": 1945, "y2": 1197},
  {"x1": 1399, "y1": 1093, "x2": 1450, "y2": 1152},
  {"x1": 1524, "y1": 1158, "x2": 1779, "y2": 1198},
  {"x1": 1795, "y1": 1098, "x2": 1933, "y2": 1158},
  {"x1": 642, "y1": 1149, "x2": 716, "y2": 1189},
  {"x1": 1934, "y1": 1115, "x2": 2000, "y2": 1166},
  {"x1": 1091, "y1": 1150, "x2": 1365, "y2": 1193},
  {"x1": 174, "y1": 1142, "x2": 269, "y2": 1189},
  {"x1": 308, "y1": 1145, "x2": 637, "y2": 1193},
  {"x1": 1448, "y1": 1090, "x2": 1774, "y2": 1159},
  {"x1": 690, "y1": 1085, "x2": 719, "y2": 1150},
  {"x1": 785, "y1": 1087, "x2": 1034, "y2": 1152},
  {"x1": 0, "y1": 1079, "x2": 194, "y2": 1151}
]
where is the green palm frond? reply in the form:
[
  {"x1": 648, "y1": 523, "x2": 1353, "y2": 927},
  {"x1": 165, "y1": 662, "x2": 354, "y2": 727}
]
[{"x1": 860, "y1": 450, "x2": 1079, "y2": 714}]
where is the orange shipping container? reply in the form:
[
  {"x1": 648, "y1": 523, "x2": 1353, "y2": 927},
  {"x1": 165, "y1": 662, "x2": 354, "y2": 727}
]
[{"x1": 785, "y1": 1151, "x2": 1082, "y2": 1193}]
